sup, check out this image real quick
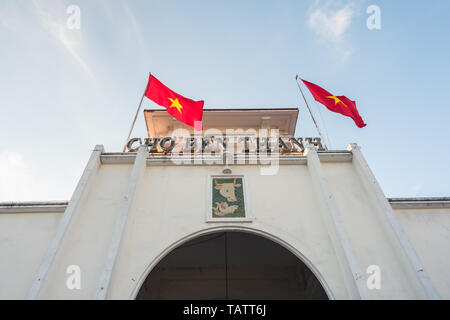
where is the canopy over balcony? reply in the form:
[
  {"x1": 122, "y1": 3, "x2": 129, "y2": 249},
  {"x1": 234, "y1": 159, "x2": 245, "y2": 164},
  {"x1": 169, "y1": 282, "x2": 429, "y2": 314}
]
[{"x1": 143, "y1": 108, "x2": 299, "y2": 137}]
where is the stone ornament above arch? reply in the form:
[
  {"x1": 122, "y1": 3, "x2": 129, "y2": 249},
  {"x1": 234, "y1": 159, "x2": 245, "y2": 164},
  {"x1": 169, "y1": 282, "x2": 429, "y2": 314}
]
[{"x1": 206, "y1": 174, "x2": 252, "y2": 222}]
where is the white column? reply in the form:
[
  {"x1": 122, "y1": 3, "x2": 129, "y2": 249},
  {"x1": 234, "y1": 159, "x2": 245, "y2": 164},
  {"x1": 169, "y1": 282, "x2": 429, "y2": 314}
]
[
  {"x1": 95, "y1": 145, "x2": 148, "y2": 299},
  {"x1": 306, "y1": 144, "x2": 371, "y2": 299},
  {"x1": 26, "y1": 145, "x2": 104, "y2": 300},
  {"x1": 348, "y1": 143, "x2": 440, "y2": 299}
]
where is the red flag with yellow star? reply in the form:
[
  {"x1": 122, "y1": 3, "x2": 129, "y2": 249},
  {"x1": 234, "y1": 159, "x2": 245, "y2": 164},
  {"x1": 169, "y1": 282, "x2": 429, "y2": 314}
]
[
  {"x1": 145, "y1": 74, "x2": 204, "y2": 129},
  {"x1": 301, "y1": 79, "x2": 366, "y2": 128}
]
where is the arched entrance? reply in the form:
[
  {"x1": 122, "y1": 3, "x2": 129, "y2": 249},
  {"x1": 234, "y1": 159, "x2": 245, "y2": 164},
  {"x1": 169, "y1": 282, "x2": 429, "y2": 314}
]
[{"x1": 135, "y1": 231, "x2": 329, "y2": 299}]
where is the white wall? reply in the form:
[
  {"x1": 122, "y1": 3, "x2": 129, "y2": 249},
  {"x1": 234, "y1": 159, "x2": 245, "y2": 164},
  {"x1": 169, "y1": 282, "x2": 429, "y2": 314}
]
[
  {"x1": 1, "y1": 151, "x2": 448, "y2": 299},
  {"x1": 394, "y1": 208, "x2": 450, "y2": 298},
  {"x1": 322, "y1": 162, "x2": 417, "y2": 298},
  {"x1": 109, "y1": 164, "x2": 345, "y2": 299},
  {"x1": 37, "y1": 164, "x2": 133, "y2": 299},
  {"x1": 0, "y1": 212, "x2": 61, "y2": 299}
]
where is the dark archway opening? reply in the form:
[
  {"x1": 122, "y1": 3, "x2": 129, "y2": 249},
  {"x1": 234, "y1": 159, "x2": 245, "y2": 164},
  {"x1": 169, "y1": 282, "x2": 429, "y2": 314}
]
[{"x1": 136, "y1": 231, "x2": 328, "y2": 300}]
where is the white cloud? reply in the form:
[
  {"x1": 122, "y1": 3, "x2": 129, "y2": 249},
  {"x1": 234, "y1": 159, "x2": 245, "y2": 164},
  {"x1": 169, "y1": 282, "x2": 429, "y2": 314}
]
[
  {"x1": 0, "y1": 0, "x2": 99, "y2": 87},
  {"x1": 0, "y1": 151, "x2": 34, "y2": 201},
  {"x1": 308, "y1": 3, "x2": 355, "y2": 42},
  {"x1": 0, "y1": 151, "x2": 69, "y2": 201},
  {"x1": 31, "y1": 0, "x2": 98, "y2": 86},
  {"x1": 306, "y1": 1, "x2": 357, "y2": 61},
  {"x1": 122, "y1": 1, "x2": 146, "y2": 52},
  {"x1": 407, "y1": 182, "x2": 423, "y2": 197}
]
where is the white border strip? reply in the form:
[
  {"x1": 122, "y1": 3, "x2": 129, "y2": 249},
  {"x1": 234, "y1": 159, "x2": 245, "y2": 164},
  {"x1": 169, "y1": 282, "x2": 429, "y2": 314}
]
[
  {"x1": 348, "y1": 143, "x2": 440, "y2": 299},
  {"x1": 25, "y1": 145, "x2": 104, "y2": 300},
  {"x1": 95, "y1": 145, "x2": 148, "y2": 299},
  {"x1": 306, "y1": 144, "x2": 371, "y2": 299}
]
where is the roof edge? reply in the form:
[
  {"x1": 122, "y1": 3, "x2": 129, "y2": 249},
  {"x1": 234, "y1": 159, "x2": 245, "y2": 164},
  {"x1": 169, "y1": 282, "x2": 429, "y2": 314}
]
[
  {"x1": 2, "y1": 197, "x2": 449, "y2": 212},
  {"x1": 0, "y1": 201, "x2": 68, "y2": 213},
  {"x1": 144, "y1": 107, "x2": 299, "y2": 112},
  {"x1": 389, "y1": 197, "x2": 450, "y2": 209}
]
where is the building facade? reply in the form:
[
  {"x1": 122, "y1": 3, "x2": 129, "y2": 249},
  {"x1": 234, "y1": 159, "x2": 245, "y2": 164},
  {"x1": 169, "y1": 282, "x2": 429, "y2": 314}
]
[{"x1": 0, "y1": 108, "x2": 449, "y2": 300}]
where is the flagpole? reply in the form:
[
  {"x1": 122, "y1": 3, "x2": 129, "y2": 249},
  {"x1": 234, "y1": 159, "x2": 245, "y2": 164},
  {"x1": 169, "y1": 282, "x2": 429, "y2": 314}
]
[
  {"x1": 122, "y1": 74, "x2": 151, "y2": 152},
  {"x1": 295, "y1": 74, "x2": 329, "y2": 151}
]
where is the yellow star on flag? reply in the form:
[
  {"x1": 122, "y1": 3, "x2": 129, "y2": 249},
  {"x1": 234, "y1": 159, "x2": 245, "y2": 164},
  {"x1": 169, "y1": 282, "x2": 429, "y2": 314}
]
[
  {"x1": 168, "y1": 97, "x2": 183, "y2": 114},
  {"x1": 326, "y1": 96, "x2": 342, "y2": 105}
]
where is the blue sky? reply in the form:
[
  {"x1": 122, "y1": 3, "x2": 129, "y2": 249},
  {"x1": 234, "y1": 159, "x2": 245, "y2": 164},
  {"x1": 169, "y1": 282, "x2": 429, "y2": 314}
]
[{"x1": 1, "y1": 0, "x2": 449, "y2": 201}]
